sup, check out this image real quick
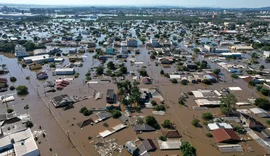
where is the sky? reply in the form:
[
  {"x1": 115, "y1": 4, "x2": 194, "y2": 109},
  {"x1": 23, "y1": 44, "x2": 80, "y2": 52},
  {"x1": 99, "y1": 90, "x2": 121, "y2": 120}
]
[{"x1": 1, "y1": 0, "x2": 270, "y2": 8}]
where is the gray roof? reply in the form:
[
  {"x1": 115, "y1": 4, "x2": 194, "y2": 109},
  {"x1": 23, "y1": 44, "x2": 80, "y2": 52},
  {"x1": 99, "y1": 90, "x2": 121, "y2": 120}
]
[
  {"x1": 119, "y1": 115, "x2": 128, "y2": 123},
  {"x1": 96, "y1": 111, "x2": 112, "y2": 120},
  {"x1": 142, "y1": 139, "x2": 157, "y2": 151},
  {"x1": 133, "y1": 123, "x2": 155, "y2": 132}
]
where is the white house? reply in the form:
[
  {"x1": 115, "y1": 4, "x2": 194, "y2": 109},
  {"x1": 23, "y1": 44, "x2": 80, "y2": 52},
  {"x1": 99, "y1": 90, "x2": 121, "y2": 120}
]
[
  {"x1": 264, "y1": 51, "x2": 270, "y2": 58},
  {"x1": 15, "y1": 45, "x2": 28, "y2": 58}
]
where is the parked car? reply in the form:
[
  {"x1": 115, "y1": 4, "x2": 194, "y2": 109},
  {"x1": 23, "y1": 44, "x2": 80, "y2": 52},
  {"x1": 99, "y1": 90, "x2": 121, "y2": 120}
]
[
  {"x1": 60, "y1": 80, "x2": 70, "y2": 85},
  {"x1": 57, "y1": 83, "x2": 67, "y2": 87}
]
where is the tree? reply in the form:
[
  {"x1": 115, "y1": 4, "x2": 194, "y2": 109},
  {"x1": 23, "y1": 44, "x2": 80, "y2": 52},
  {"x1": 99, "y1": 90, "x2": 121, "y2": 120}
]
[
  {"x1": 151, "y1": 100, "x2": 157, "y2": 106},
  {"x1": 24, "y1": 104, "x2": 29, "y2": 114},
  {"x1": 171, "y1": 79, "x2": 178, "y2": 84},
  {"x1": 50, "y1": 63, "x2": 56, "y2": 68},
  {"x1": 96, "y1": 66, "x2": 104, "y2": 75},
  {"x1": 160, "y1": 70, "x2": 164, "y2": 75},
  {"x1": 154, "y1": 105, "x2": 166, "y2": 111},
  {"x1": 178, "y1": 97, "x2": 185, "y2": 105},
  {"x1": 193, "y1": 48, "x2": 200, "y2": 53},
  {"x1": 260, "y1": 88, "x2": 270, "y2": 96},
  {"x1": 260, "y1": 65, "x2": 265, "y2": 71},
  {"x1": 120, "y1": 66, "x2": 127, "y2": 74},
  {"x1": 206, "y1": 133, "x2": 213, "y2": 137},
  {"x1": 7, "y1": 108, "x2": 14, "y2": 113},
  {"x1": 191, "y1": 119, "x2": 200, "y2": 127},
  {"x1": 213, "y1": 69, "x2": 221, "y2": 75},
  {"x1": 220, "y1": 94, "x2": 237, "y2": 116},
  {"x1": 255, "y1": 98, "x2": 270, "y2": 110},
  {"x1": 111, "y1": 110, "x2": 122, "y2": 118},
  {"x1": 25, "y1": 121, "x2": 34, "y2": 128},
  {"x1": 145, "y1": 115, "x2": 159, "y2": 129},
  {"x1": 231, "y1": 74, "x2": 239, "y2": 79},
  {"x1": 10, "y1": 77, "x2": 17, "y2": 82},
  {"x1": 107, "y1": 61, "x2": 115, "y2": 70},
  {"x1": 80, "y1": 107, "x2": 87, "y2": 113},
  {"x1": 136, "y1": 117, "x2": 144, "y2": 124},
  {"x1": 180, "y1": 141, "x2": 196, "y2": 156},
  {"x1": 248, "y1": 80, "x2": 256, "y2": 86},
  {"x1": 83, "y1": 110, "x2": 93, "y2": 116},
  {"x1": 162, "y1": 119, "x2": 173, "y2": 129},
  {"x1": 159, "y1": 136, "x2": 167, "y2": 141},
  {"x1": 181, "y1": 80, "x2": 188, "y2": 85},
  {"x1": 16, "y1": 85, "x2": 29, "y2": 95},
  {"x1": 139, "y1": 69, "x2": 148, "y2": 76},
  {"x1": 103, "y1": 122, "x2": 109, "y2": 128},
  {"x1": 202, "y1": 112, "x2": 213, "y2": 121}
]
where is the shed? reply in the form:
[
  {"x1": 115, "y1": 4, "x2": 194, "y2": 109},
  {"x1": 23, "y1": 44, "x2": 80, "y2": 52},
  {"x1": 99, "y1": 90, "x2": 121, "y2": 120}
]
[
  {"x1": 218, "y1": 144, "x2": 243, "y2": 153},
  {"x1": 106, "y1": 89, "x2": 114, "y2": 103},
  {"x1": 249, "y1": 108, "x2": 269, "y2": 118},
  {"x1": 212, "y1": 128, "x2": 240, "y2": 143}
]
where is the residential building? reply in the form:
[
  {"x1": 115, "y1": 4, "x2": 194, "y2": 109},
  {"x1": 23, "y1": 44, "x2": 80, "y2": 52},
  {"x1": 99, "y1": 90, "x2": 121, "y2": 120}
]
[
  {"x1": 106, "y1": 48, "x2": 115, "y2": 55},
  {"x1": 106, "y1": 89, "x2": 114, "y2": 104},
  {"x1": 212, "y1": 128, "x2": 240, "y2": 143},
  {"x1": 204, "y1": 43, "x2": 217, "y2": 53},
  {"x1": 264, "y1": 51, "x2": 270, "y2": 58},
  {"x1": 239, "y1": 113, "x2": 265, "y2": 130},
  {"x1": 69, "y1": 56, "x2": 83, "y2": 62},
  {"x1": 55, "y1": 68, "x2": 75, "y2": 75},
  {"x1": 141, "y1": 139, "x2": 157, "y2": 152},
  {"x1": 0, "y1": 78, "x2": 8, "y2": 88},
  {"x1": 29, "y1": 63, "x2": 42, "y2": 70},
  {"x1": 161, "y1": 130, "x2": 182, "y2": 138},
  {"x1": 127, "y1": 38, "x2": 138, "y2": 47},
  {"x1": 125, "y1": 141, "x2": 139, "y2": 156},
  {"x1": 51, "y1": 94, "x2": 75, "y2": 108},
  {"x1": 14, "y1": 45, "x2": 27, "y2": 58},
  {"x1": 133, "y1": 123, "x2": 155, "y2": 133},
  {"x1": 184, "y1": 61, "x2": 198, "y2": 71},
  {"x1": 151, "y1": 38, "x2": 159, "y2": 47},
  {"x1": 0, "y1": 128, "x2": 39, "y2": 156}
]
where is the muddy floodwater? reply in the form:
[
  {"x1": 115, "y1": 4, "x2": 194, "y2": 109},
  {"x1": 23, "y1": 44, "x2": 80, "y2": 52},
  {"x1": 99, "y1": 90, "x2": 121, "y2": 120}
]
[{"x1": 0, "y1": 44, "x2": 268, "y2": 156}]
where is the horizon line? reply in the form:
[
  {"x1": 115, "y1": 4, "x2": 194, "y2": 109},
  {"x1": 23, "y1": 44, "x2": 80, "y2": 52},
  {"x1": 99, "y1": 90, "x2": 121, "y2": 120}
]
[{"x1": 0, "y1": 3, "x2": 269, "y2": 9}]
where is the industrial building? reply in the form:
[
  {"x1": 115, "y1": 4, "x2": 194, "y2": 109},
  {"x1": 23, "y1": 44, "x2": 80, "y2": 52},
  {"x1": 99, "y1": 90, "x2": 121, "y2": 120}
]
[
  {"x1": 23, "y1": 55, "x2": 54, "y2": 64},
  {"x1": 55, "y1": 68, "x2": 75, "y2": 75}
]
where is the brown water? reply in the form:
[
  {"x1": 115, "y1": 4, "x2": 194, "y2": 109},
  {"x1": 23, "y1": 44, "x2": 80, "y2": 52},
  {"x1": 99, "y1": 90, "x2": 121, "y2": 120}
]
[{"x1": 0, "y1": 44, "x2": 267, "y2": 156}]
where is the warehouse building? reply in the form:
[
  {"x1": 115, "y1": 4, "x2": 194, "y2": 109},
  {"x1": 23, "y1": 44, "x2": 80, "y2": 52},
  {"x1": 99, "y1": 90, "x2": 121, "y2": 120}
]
[
  {"x1": 55, "y1": 68, "x2": 75, "y2": 75},
  {"x1": 23, "y1": 55, "x2": 55, "y2": 64}
]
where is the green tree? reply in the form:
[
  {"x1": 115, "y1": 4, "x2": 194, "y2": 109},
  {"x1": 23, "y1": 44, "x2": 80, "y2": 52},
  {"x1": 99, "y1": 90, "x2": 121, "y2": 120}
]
[
  {"x1": 111, "y1": 110, "x2": 122, "y2": 118},
  {"x1": 202, "y1": 112, "x2": 213, "y2": 121},
  {"x1": 171, "y1": 79, "x2": 178, "y2": 84},
  {"x1": 260, "y1": 65, "x2": 265, "y2": 71},
  {"x1": 231, "y1": 74, "x2": 239, "y2": 79},
  {"x1": 145, "y1": 115, "x2": 159, "y2": 129},
  {"x1": 25, "y1": 121, "x2": 34, "y2": 128},
  {"x1": 248, "y1": 80, "x2": 256, "y2": 86},
  {"x1": 107, "y1": 61, "x2": 115, "y2": 70},
  {"x1": 139, "y1": 69, "x2": 148, "y2": 76},
  {"x1": 255, "y1": 98, "x2": 270, "y2": 110},
  {"x1": 119, "y1": 66, "x2": 127, "y2": 74},
  {"x1": 136, "y1": 117, "x2": 144, "y2": 124},
  {"x1": 191, "y1": 119, "x2": 200, "y2": 127},
  {"x1": 16, "y1": 85, "x2": 29, "y2": 95},
  {"x1": 180, "y1": 141, "x2": 196, "y2": 156},
  {"x1": 96, "y1": 66, "x2": 104, "y2": 75},
  {"x1": 193, "y1": 48, "x2": 200, "y2": 53},
  {"x1": 10, "y1": 77, "x2": 17, "y2": 82},
  {"x1": 220, "y1": 94, "x2": 237, "y2": 116},
  {"x1": 24, "y1": 104, "x2": 29, "y2": 114},
  {"x1": 162, "y1": 119, "x2": 173, "y2": 129},
  {"x1": 160, "y1": 70, "x2": 164, "y2": 75},
  {"x1": 213, "y1": 69, "x2": 221, "y2": 75}
]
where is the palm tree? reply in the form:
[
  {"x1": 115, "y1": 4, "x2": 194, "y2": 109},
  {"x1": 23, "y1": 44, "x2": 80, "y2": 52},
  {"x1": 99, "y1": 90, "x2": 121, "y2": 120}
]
[{"x1": 24, "y1": 104, "x2": 29, "y2": 114}]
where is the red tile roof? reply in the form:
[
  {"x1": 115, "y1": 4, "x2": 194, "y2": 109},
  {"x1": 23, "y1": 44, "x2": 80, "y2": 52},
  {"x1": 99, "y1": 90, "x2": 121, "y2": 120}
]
[
  {"x1": 212, "y1": 128, "x2": 240, "y2": 143},
  {"x1": 0, "y1": 78, "x2": 7, "y2": 83}
]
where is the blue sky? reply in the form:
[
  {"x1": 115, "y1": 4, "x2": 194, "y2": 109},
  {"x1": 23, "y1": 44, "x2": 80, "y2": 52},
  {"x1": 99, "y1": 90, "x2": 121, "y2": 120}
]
[{"x1": 1, "y1": 0, "x2": 270, "y2": 8}]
